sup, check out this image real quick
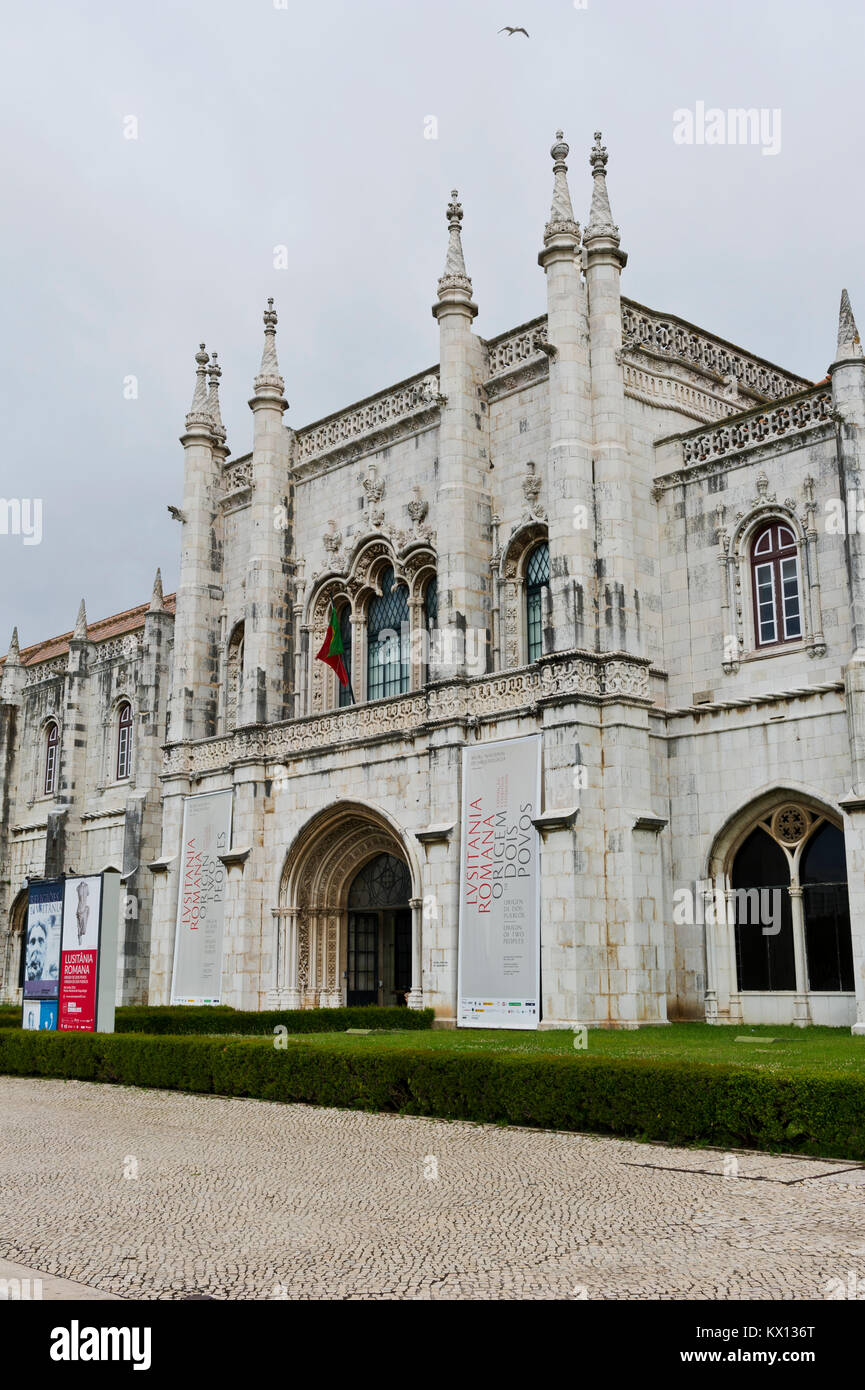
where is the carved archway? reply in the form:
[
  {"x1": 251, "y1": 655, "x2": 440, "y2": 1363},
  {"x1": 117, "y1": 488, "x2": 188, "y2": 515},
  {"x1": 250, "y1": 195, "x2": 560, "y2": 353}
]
[{"x1": 272, "y1": 801, "x2": 422, "y2": 1008}]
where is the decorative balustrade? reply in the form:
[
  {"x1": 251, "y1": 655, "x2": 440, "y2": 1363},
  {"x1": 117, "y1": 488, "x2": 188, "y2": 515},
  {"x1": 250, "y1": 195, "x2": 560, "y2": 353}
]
[
  {"x1": 294, "y1": 371, "x2": 442, "y2": 466},
  {"x1": 23, "y1": 656, "x2": 68, "y2": 686},
  {"x1": 680, "y1": 388, "x2": 833, "y2": 466},
  {"x1": 163, "y1": 653, "x2": 649, "y2": 777},
  {"x1": 485, "y1": 319, "x2": 549, "y2": 379},
  {"x1": 222, "y1": 459, "x2": 253, "y2": 496},
  {"x1": 621, "y1": 300, "x2": 810, "y2": 401}
]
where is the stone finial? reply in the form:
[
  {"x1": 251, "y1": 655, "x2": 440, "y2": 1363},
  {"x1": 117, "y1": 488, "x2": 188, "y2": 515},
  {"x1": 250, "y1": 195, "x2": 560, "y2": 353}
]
[
  {"x1": 584, "y1": 131, "x2": 624, "y2": 258},
  {"x1": 73, "y1": 599, "x2": 87, "y2": 641},
  {"x1": 185, "y1": 343, "x2": 212, "y2": 432},
  {"x1": 206, "y1": 351, "x2": 227, "y2": 445},
  {"x1": 6, "y1": 627, "x2": 20, "y2": 666},
  {"x1": 836, "y1": 289, "x2": 863, "y2": 362},
  {"x1": 436, "y1": 189, "x2": 474, "y2": 299},
  {"x1": 149, "y1": 568, "x2": 165, "y2": 613},
  {"x1": 544, "y1": 131, "x2": 580, "y2": 245},
  {"x1": 253, "y1": 297, "x2": 286, "y2": 397}
]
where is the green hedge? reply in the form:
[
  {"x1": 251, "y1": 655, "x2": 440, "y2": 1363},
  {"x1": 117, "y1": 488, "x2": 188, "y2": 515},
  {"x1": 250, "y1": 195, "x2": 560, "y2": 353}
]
[
  {"x1": 114, "y1": 1005, "x2": 434, "y2": 1035},
  {"x1": 1, "y1": 1028, "x2": 864, "y2": 1160},
  {"x1": 0, "y1": 1004, "x2": 434, "y2": 1035}
]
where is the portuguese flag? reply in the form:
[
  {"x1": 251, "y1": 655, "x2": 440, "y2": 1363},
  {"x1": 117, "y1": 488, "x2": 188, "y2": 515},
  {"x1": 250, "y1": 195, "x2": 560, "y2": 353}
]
[{"x1": 316, "y1": 602, "x2": 354, "y2": 701}]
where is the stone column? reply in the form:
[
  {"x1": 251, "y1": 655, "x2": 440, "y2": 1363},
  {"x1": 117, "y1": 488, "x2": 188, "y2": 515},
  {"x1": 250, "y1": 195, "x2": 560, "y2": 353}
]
[
  {"x1": 788, "y1": 885, "x2": 811, "y2": 1028},
  {"x1": 406, "y1": 896, "x2": 424, "y2": 1009},
  {"x1": 322, "y1": 908, "x2": 342, "y2": 1007},
  {"x1": 724, "y1": 886, "x2": 744, "y2": 1024}
]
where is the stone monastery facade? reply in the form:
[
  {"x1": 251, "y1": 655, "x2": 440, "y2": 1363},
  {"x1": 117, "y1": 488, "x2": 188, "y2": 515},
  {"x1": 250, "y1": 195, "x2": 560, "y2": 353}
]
[{"x1": 2, "y1": 131, "x2": 865, "y2": 1030}]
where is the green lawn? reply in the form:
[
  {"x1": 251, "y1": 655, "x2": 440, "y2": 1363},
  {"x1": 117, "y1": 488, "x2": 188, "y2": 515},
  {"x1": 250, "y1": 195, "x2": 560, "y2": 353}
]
[{"x1": 272, "y1": 1022, "x2": 865, "y2": 1073}]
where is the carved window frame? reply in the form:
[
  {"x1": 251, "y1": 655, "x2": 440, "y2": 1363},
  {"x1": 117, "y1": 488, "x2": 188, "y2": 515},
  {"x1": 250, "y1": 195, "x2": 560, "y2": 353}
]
[
  {"x1": 115, "y1": 700, "x2": 134, "y2": 782},
  {"x1": 715, "y1": 484, "x2": 824, "y2": 674},
  {"x1": 498, "y1": 521, "x2": 550, "y2": 670},
  {"x1": 42, "y1": 719, "x2": 59, "y2": 798},
  {"x1": 224, "y1": 622, "x2": 245, "y2": 733}
]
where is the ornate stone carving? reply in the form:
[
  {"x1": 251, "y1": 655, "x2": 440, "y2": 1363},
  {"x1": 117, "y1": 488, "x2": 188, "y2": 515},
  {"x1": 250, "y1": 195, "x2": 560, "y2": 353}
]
[
  {"x1": 407, "y1": 485, "x2": 428, "y2": 528},
  {"x1": 520, "y1": 460, "x2": 546, "y2": 525},
  {"x1": 362, "y1": 463, "x2": 384, "y2": 508},
  {"x1": 322, "y1": 519, "x2": 343, "y2": 561}
]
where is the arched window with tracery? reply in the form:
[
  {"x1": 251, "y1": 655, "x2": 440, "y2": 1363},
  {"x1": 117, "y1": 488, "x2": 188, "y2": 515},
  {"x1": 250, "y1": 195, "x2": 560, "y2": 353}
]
[
  {"x1": 731, "y1": 804, "x2": 852, "y2": 997},
  {"x1": 43, "y1": 722, "x2": 58, "y2": 796},
  {"x1": 525, "y1": 542, "x2": 550, "y2": 663},
  {"x1": 751, "y1": 522, "x2": 802, "y2": 647},
  {"x1": 367, "y1": 567, "x2": 409, "y2": 700},
  {"x1": 116, "y1": 701, "x2": 133, "y2": 780}
]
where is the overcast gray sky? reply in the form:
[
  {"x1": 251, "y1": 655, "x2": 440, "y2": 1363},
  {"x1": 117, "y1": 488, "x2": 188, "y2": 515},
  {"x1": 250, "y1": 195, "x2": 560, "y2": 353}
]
[{"x1": 2, "y1": 0, "x2": 862, "y2": 647}]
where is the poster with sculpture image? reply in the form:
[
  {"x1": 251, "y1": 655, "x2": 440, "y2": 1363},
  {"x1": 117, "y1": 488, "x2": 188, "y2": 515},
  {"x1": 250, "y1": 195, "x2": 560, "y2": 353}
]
[
  {"x1": 457, "y1": 734, "x2": 541, "y2": 1029},
  {"x1": 57, "y1": 875, "x2": 103, "y2": 1031}
]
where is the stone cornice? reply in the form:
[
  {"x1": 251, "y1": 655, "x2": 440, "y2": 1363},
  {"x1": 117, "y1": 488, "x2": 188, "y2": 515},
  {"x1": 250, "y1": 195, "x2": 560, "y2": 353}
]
[{"x1": 663, "y1": 680, "x2": 843, "y2": 720}]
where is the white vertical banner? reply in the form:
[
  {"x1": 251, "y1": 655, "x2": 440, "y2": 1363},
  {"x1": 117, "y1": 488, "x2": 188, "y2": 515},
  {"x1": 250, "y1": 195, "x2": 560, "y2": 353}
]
[
  {"x1": 170, "y1": 790, "x2": 233, "y2": 1005},
  {"x1": 457, "y1": 734, "x2": 542, "y2": 1028}
]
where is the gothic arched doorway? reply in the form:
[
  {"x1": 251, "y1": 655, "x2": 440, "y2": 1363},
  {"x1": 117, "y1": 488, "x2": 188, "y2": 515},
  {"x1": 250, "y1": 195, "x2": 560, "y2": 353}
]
[
  {"x1": 273, "y1": 801, "x2": 423, "y2": 1011},
  {"x1": 347, "y1": 853, "x2": 412, "y2": 1006}
]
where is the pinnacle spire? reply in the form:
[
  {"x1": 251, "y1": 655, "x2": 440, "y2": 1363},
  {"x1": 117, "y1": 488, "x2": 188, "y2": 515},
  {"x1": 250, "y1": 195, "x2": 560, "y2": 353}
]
[
  {"x1": 73, "y1": 599, "x2": 87, "y2": 641},
  {"x1": 442, "y1": 191, "x2": 469, "y2": 280},
  {"x1": 206, "y1": 351, "x2": 227, "y2": 445},
  {"x1": 6, "y1": 627, "x2": 19, "y2": 665},
  {"x1": 253, "y1": 298, "x2": 285, "y2": 396},
  {"x1": 185, "y1": 343, "x2": 212, "y2": 432},
  {"x1": 544, "y1": 131, "x2": 580, "y2": 244},
  {"x1": 433, "y1": 190, "x2": 477, "y2": 319},
  {"x1": 149, "y1": 568, "x2": 164, "y2": 613},
  {"x1": 584, "y1": 131, "x2": 624, "y2": 259},
  {"x1": 836, "y1": 289, "x2": 863, "y2": 362}
]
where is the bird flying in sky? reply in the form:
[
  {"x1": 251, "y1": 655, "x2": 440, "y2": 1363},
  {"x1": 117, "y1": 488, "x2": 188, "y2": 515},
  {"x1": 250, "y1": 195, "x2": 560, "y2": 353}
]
[{"x1": 499, "y1": 26, "x2": 529, "y2": 38}]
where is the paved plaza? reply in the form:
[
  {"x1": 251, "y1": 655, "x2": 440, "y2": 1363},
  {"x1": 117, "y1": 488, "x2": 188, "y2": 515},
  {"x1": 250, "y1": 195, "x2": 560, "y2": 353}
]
[{"x1": 1, "y1": 1077, "x2": 864, "y2": 1300}]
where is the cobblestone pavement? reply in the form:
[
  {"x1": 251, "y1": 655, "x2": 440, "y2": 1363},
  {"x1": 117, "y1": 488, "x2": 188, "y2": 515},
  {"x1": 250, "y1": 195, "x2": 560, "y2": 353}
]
[{"x1": 1, "y1": 1077, "x2": 864, "y2": 1301}]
